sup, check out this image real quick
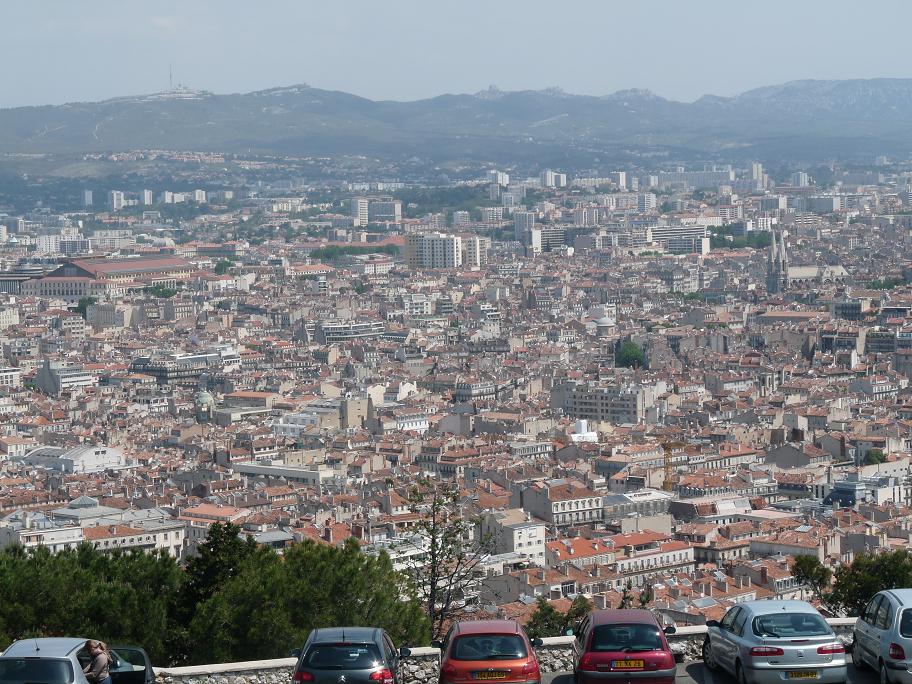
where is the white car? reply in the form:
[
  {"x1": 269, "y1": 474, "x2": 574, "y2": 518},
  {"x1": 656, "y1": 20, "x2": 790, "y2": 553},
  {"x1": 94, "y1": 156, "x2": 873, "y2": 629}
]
[{"x1": 853, "y1": 589, "x2": 912, "y2": 684}]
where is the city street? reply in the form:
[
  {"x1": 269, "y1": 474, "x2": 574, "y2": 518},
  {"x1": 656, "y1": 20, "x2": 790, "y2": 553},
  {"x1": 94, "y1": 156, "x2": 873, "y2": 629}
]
[{"x1": 545, "y1": 663, "x2": 878, "y2": 684}]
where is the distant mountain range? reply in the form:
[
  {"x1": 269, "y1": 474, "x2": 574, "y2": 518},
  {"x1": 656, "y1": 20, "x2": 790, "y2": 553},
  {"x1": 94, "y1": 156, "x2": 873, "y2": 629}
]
[{"x1": 2, "y1": 79, "x2": 911, "y2": 165}]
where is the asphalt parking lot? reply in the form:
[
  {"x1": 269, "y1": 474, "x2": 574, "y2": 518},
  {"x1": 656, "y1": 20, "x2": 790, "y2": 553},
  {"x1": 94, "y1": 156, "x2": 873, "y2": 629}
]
[{"x1": 544, "y1": 662, "x2": 878, "y2": 684}]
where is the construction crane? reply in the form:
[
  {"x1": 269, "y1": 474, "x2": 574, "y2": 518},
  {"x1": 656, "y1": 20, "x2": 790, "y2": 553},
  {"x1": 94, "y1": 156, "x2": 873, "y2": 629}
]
[{"x1": 662, "y1": 441, "x2": 684, "y2": 492}]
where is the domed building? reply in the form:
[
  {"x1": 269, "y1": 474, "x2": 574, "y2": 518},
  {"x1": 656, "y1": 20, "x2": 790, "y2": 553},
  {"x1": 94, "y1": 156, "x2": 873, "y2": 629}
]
[{"x1": 194, "y1": 390, "x2": 216, "y2": 422}]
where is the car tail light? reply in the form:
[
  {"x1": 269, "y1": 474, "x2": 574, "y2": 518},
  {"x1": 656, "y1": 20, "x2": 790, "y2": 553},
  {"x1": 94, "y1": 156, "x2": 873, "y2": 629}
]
[
  {"x1": 369, "y1": 668, "x2": 394, "y2": 684},
  {"x1": 890, "y1": 643, "x2": 906, "y2": 660},
  {"x1": 522, "y1": 660, "x2": 540, "y2": 679},
  {"x1": 579, "y1": 653, "x2": 597, "y2": 671},
  {"x1": 441, "y1": 662, "x2": 458, "y2": 682},
  {"x1": 749, "y1": 646, "x2": 784, "y2": 657},
  {"x1": 817, "y1": 644, "x2": 845, "y2": 655},
  {"x1": 294, "y1": 673, "x2": 315, "y2": 683}
]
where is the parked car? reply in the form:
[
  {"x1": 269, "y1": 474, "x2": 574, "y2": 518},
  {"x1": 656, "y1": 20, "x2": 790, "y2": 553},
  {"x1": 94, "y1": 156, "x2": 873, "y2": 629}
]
[
  {"x1": 0, "y1": 638, "x2": 153, "y2": 684},
  {"x1": 852, "y1": 588, "x2": 912, "y2": 684},
  {"x1": 292, "y1": 627, "x2": 410, "y2": 684},
  {"x1": 703, "y1": 600, "x2": 846, "y2": 684},
  {"x1": 434, "y1": 619, "x2": 543, "y2": 684},
  {"x1": 570, "y1": 608, "x2": 677, "y2": 684}
]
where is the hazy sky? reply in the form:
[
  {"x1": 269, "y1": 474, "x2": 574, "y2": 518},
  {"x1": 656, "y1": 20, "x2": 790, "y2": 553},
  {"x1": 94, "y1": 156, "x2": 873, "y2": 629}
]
[{"x1": 3, "y1": 0, "x2": 911, "y2": 108}]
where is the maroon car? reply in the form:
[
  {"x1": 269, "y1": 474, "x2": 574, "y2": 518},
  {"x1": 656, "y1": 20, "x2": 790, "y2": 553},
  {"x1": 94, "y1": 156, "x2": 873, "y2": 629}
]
[{"x1": 571, "y1": 609, "x2": 677, "y2": 684}]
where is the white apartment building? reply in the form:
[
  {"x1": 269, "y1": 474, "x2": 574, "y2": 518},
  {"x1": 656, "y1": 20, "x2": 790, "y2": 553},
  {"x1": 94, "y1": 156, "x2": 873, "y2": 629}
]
[
  {"x1": 519, "y1": 480, "x2": 604, "y2": 528},
  {"x1": 34, "y1": 359, "x2": 100, "y2": 396},
  {"x1": 107, "y1": 190, "x2": 124, "y2": 211},
  {"x1": 350, "y1": 197, "x2": 370, "y2": 226},
  {"x1": 0, "y1": 367, "x2": 22, "y2": 389},
  {"x1": 480, "y1": 509, "x2": 547, "y2": 565},
  {"x1": 23, "y1": 444, "x2": 126, "y2": 474},
  {"x1": 462, "y1": 235, "x2": 487, "y2": 267},
  {"x1": 405, "y1": 232, "x2": 462, "y2": 270}
]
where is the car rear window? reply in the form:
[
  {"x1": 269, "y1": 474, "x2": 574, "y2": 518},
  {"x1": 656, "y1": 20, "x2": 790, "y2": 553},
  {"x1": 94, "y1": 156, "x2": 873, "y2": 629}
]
[
  {"x1": 303, "y1": 644, "x2": 383, "y2": 670},
  {"x1": 900, "y1": 609, "x2": 912, "y2": 638},
  {"x1": 752, "y1": 613, "x2": 830, "y2": 638},
  {"x1": 451, "y1": 635, "x2": 528, "y2": 660},
  {"x1": 590, "y1": 624, "x2": 664, "y2": 652},
  {"x1": 0, "y1": 658, "x2": 73, "y2": 684}
]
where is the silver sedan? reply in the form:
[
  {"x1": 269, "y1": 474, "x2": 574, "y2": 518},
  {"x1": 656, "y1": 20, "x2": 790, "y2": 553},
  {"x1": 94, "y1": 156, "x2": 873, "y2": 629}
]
[{"x1": 702, "y1": 600, "x2": 848, "y2": 684}]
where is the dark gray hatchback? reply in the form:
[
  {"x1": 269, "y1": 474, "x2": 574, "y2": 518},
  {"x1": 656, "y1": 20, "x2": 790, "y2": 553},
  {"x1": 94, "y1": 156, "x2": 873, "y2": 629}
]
[{"x1": 292, "y1": 628, "x2": 411, "y2": 684}]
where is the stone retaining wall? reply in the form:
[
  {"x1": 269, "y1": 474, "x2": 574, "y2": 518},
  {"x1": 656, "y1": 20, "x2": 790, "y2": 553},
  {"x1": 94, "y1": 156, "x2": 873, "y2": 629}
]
[{"x1": 154, "y1": 619, "x2": 857, "y2": 684}]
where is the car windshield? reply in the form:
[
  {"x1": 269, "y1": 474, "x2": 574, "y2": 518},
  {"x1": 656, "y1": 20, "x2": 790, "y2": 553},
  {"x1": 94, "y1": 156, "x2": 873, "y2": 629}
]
[
  {"x1": 901, "y1": 610, "x2": 912, "y2": 638},
  {"x1": 303, "y1": 644, "x2": 383, "y2": 670},
  {"x1": 752, "y1": 613, "x2": 830, "y2": 638},
  {"x1": 451, "y1": 635, "x2": 528, "y2": 661},
  {"x1": 590, "y1": 624, "x2": 664, "y2": 652},
  {"x1": 0, "y1": 658, "x2": 74, "y2": 684}
]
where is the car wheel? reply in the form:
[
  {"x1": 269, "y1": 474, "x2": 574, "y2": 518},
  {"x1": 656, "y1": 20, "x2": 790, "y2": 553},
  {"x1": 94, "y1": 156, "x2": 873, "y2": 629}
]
[
  {"x1": 851, "y1": 639, "x2": 865, "y2": 670},
  {"x1": 736, "y1": 661, "x2": 748, "y2": 684},
  {"x1": 702, "y1": 639, "x2": 718, "y2": 671},
  {"x1": 881, "y1": 662, "x2": 891, "y2": 684}
]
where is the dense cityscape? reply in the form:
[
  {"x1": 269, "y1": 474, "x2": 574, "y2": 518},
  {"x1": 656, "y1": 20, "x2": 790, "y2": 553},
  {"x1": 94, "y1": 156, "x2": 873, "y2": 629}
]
[
  {"x1": 6, "y1": 4, "x2": 912, "y2": 683},
  {"x1": 2, "y1": 143, "x2": 912, "y2": 631}
]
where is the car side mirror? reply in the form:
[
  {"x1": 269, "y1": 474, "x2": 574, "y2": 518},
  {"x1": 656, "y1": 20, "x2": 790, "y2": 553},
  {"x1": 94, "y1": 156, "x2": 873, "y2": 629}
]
[
  {"x1": 399, "y1": 647, "x2": 411, "y2": 659},
  {"x1": 663, "y1": 626, "x2": 676, "y2": 635},
  {"x1": 531, "y1": 638, "x2": 544, "y2": 647},
  {"x1": 289, "y1": 649, "x2": 301, "y2": 658},
  {"x1": 431, "y1": 640, "x2": 443, "y2": 650},
  {"x1": 705, "y1": 620, "x2": 719, "y2": 628}
]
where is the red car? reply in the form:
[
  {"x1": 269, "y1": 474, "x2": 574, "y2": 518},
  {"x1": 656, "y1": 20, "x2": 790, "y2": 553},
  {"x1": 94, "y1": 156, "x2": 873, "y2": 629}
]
[
  {"x1": 435, "y1": 619, "x2": 544, "y2": 684},
  {"x1": 571, "y1": 609, "x2": 677, "y2": 684}
]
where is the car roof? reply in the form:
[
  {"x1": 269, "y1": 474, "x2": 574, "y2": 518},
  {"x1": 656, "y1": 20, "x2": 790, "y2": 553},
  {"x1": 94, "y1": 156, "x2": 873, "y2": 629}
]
[
  {"x1": 2, "y1": 638, "x2": 89, "y2": 657},
  {"x1": 311, "y1": 627, "x2": 381, "y2": 644},
  {"x1": 454, "y1": 620, "x2": 521, "y2": 635},
  {"x1": 590, "y1": 609, "x2": 660, "y2": 626},
  {"x1": 884, "y1": 589, "x2": 912, "y2": 606},
  {"x1": 740, "y1": 600, "x2": 821, "y2": 616}
]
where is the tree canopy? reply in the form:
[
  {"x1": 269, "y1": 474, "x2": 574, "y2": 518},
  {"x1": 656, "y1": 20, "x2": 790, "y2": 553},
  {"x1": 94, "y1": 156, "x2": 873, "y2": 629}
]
[
  {"x1": 863, "y1": 448, "x2": 886, "y2": 465},
  {"x1": 616, "y1": 340, "x2": 646, "y2": 369},
  {"x1": 525, "y1": 595, "x2": 594, "y2": 639},
  {"x1": 793, "y1": 549, "x2": 912, "y2": 617},
  {"x1": 0, "y1": 523, "x2": 429, "y2": 667},
  {"x1": 75, "y1": 296, "x2": 97, "y2": 317}
]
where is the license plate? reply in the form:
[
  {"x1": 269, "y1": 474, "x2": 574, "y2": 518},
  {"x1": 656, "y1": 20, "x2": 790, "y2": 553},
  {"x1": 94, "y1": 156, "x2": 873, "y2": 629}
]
[
  {"x1": 611, "y1": 660, "x2": 645, "y2": 669},
  {"x1": 787, "y1": 672, "x2": 818, "y2": 679},
  {"x1": 473, "y1": 672, "x2": 508, "y2": 680}
]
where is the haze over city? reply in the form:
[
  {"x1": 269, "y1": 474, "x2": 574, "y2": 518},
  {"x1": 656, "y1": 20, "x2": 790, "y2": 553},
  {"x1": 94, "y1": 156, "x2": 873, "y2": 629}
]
[{"x1": 4, "y1": 0, "x2": 912, "y2": 107}]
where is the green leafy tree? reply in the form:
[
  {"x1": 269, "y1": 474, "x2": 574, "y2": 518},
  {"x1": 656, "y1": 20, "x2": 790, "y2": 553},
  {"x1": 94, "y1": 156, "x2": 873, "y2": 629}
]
[
  {"x1": 149, "y1": 285, "x2": 178, "y2": 298},
  {"x1": 189, "y1": 539, "x2": 428, "y2": 663},
  {"x1": 828, "y1": 549, "x2": 912, "y2": 616},
  {"x1": 0, "y1": 544, "x2": 184, "y2": 666},
  {"x1": 182, "y1": 522, "x2": 257, "y2": 611},
  {"x1": 214, "y1": 260, "x2": 234, "y2": 275},
  {"x1": 792, "y1": 556, "x2": 832, "y2": 603},
  {"x1": 525, "y1": 594, "x2": 594, "y2": 639},
  {"x1": 75, "y1": 296, "x2": 97, "y2": 317},
  {"x1": 616, "y1": 341, "x2": 645, "y2": 369},
  {"x1": 864, "y1": 448, "x2": 886, "y2": 465},
  {"x1": 525, "y1": 597, "x2": 565, "y2": 639},
  {"x1": 565, "y1": 594, "x2": 593, "y2": 625}
]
